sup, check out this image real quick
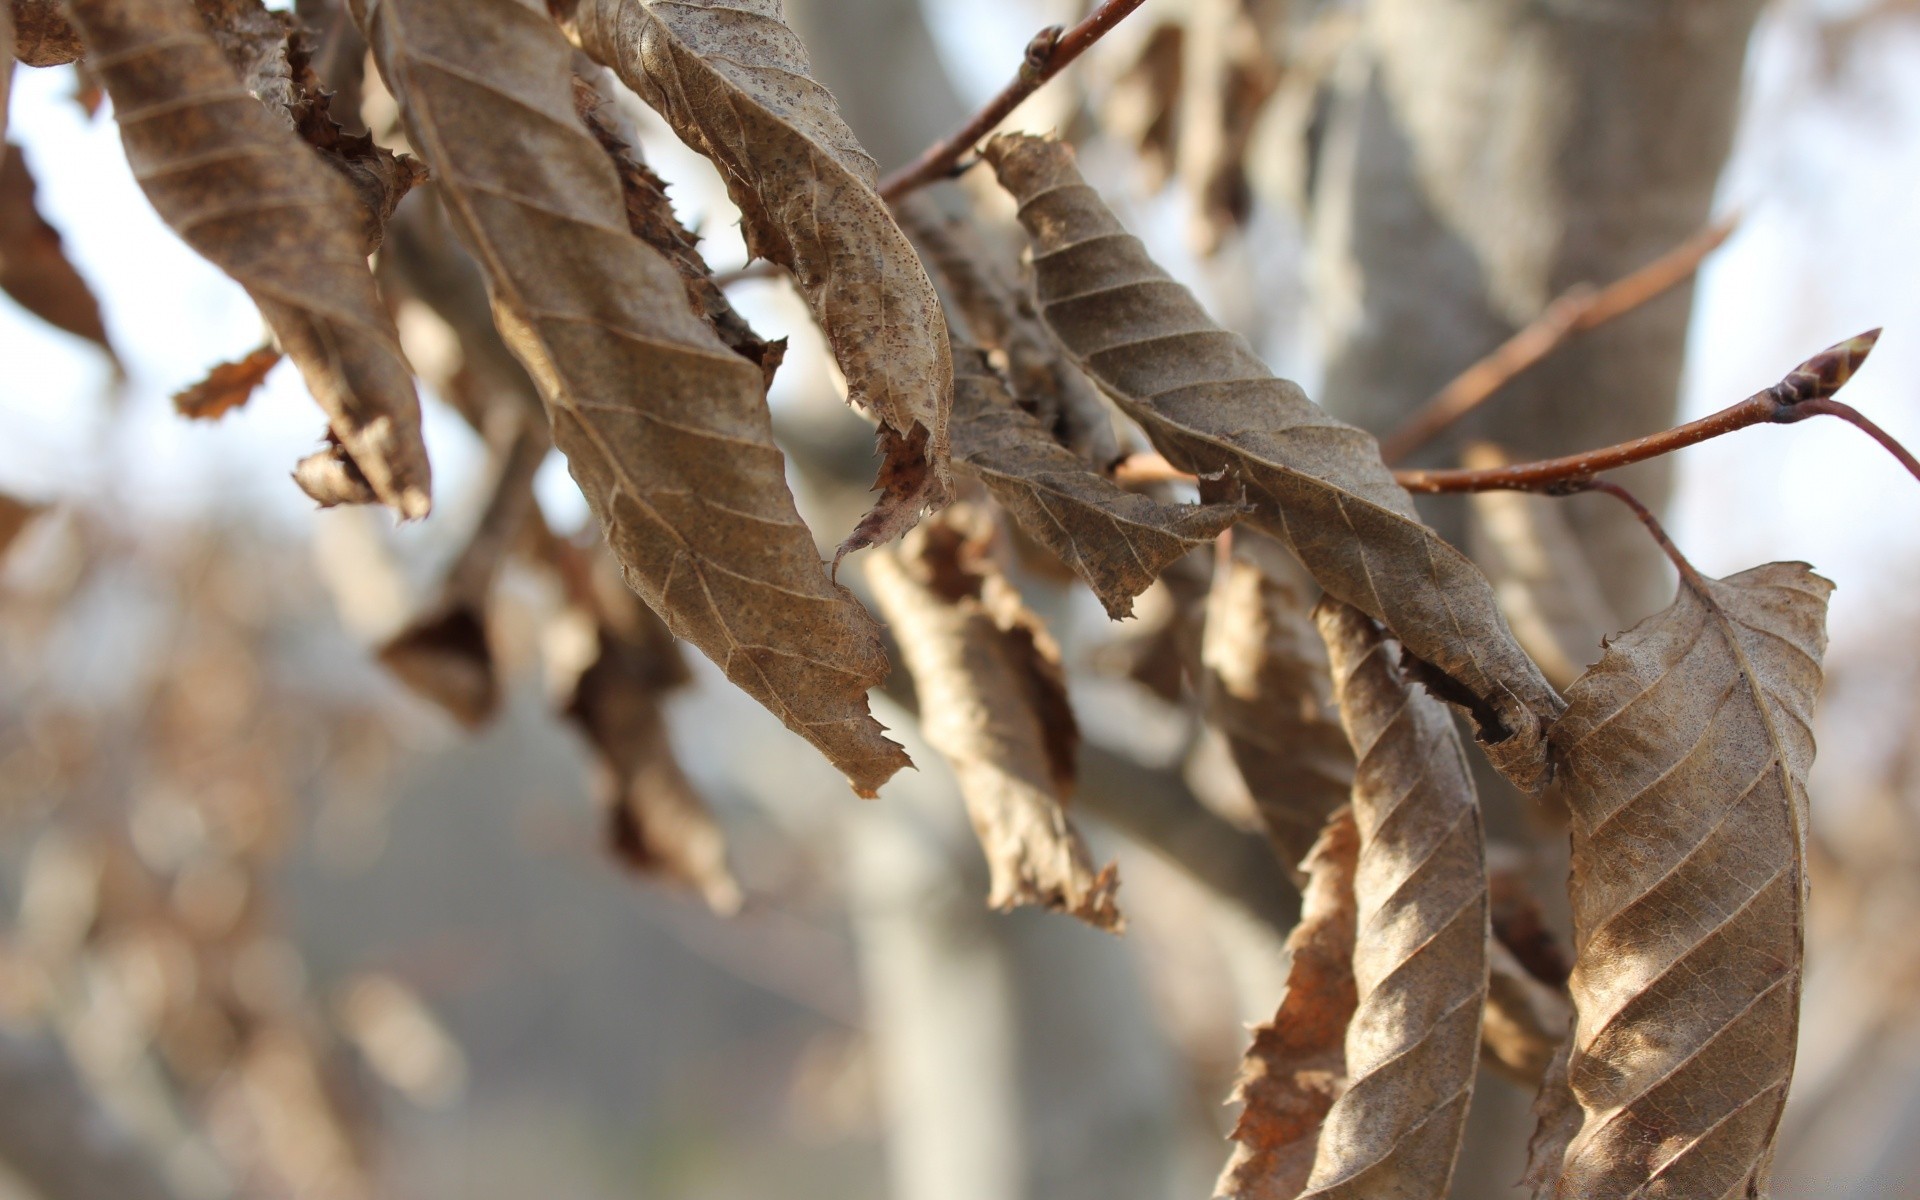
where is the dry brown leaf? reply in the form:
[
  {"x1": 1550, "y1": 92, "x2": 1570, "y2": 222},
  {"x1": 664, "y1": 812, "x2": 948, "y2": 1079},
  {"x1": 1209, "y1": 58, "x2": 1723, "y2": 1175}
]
[
  {"x1": 866, "y1": 507, "x2": 1122, "y2": 931},
  {"x1": 569, "y1": 70, "x2": 782, "y2": 386},
  {"x1": 900, "y1": 197, "x2": 1120, "y2": 467},
  {"x1": 293, "y1": 436, "x2": 379, "y2": 508},
  {"x1": 562, "y1": 547, "x2": 741, "y2": 915},
  {"x1": 951, "y1": 346, "x2": 1234, "y2": 619},
  {"x1": 1463, "y1": 444, "x2": 1619, "y2": 691},
  {"x1": 0, "y1": 142, "x2": 113, "y2": 356},
  {"x1": 1202, "y1": 554, "x2": 1353, "y2": 873},
  {"x1": 173, "y1": 344, "x2": 282, "y2": 420},
  {"x1": 378, "y1": 423, "x2": 546, "y2": 728},
  {"x1": 556, "y1": 0, "x2": 953, "y2": 558},
  {"x1": 1483, "y1": 938, "x2": 1572, "y2": 1088},
  {"x1": 0, "y1": 490, "x2": 44, "y2": 559},
  {"x1": 1542, "y1": 562, "x2": 1831, "y2": 1198},
  {"x1": 985, "y1": 134, "x2": 1562, "y2": 792},
  {"x1": 1218, "y1": 805, "x2": 1359, "y2": 1200},
  {"x1": 1525, "y1": 1040, "x2": 1580, "y2": 1200},
  {"x1": 353, "y1": 0, "x2": 907, "y2": 796},
  {"x1": 10, "y1": 1, "x2": 78, "y2": 67},
  {"x1": 69, "y1": 0, "x2": 431, "y2": 519},
  {"x1": 1305, "y1": 600, "x2": 1487, "y2": 1199}
]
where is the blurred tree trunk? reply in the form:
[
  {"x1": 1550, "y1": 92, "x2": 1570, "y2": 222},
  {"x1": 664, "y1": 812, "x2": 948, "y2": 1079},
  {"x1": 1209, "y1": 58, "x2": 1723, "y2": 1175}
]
[{"x1": 1304, "y1": 2, "x2": 1763, "y2": 1195}]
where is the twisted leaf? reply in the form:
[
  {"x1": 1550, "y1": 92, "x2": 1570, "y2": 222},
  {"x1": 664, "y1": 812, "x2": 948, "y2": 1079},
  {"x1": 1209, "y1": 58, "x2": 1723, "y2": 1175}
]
[
  {"x1": 985, "y1": 133, "x2": 1562, "y2": 790},
  {"x1": 951, "y1": 346, "x2": 1234, "y2": 619},
  {"x1": 0, "y1": 142, "x2": 112, "y2": 356},
  {"x1": 866, "y1": 508, "x2": 1122, "y2": 931},
  {"x1": 1219, "y1": 806, "x2": 1359, "y2": 1200},
  {"x1": 1202, "y1": 554, "x2": 1353, "y2": 872},
  {"x1": 68, "y1": 0, "x2": 431, "y2": 518},
  {"x1": 1305, "y1": 600, "x2": 1487, "y2": 1199},
  {"x1": 1542, "y1": 563, "x2": 1831, "y2": 1198},
  {"x1": 556, "y1": 0, "x2": 952, "y2": 557},
  {"x1": 353, "y1": 0, "x2": 907, "y2": 795}
]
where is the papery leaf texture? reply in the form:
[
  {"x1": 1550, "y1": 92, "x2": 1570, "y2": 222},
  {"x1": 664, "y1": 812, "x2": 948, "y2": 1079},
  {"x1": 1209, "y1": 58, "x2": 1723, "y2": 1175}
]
[
  {"x1": 555, "y1": 0, "x2": 952, "y2": 557},
  {"x1": 67, "y1": 0, "x2": 431, "y2": 518},
  {"x1": 865, "y1": 507, "x2": 1122, "y2": 931},
  {"x1": 985, "y1": 133, "x2": 1563, "y2": 791},
  {"x1": 1542, "y1": 563, "x2": 1831, "y2": 1198},
  {"x1": 951, "y1": 345, "x2": 1235, "y2": 619},
  {"x1": 1303, "y1": 600, "x2": 1488, "y2": 1199},
  {"x1": 353, "y1": 0, "x2": 907, "y2": 795},
  {"x1": 1218, "y1": 806, "x2": 1359, "y2": 1200}
]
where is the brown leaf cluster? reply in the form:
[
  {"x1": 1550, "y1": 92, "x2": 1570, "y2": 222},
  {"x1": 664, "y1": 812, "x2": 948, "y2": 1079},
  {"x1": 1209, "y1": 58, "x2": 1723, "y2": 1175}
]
[
  {"x1": 353, "y1": 0, "x2": 906, "y2": 796},
  {"x1": 866, "y1": 507, "x2": 1122, "y2": 931},
  {"x1": 951, "y1": 345, "x2": 1235, "y2": 619},
  {"x1": 984, "y1": 133, "x2": 1563, "y2": 792},
  {"x1": 1536, "y1": 563, "x2": 1831, "y2": 1197},
  {"x1": 1219, "y1": 806, "x2": 1359, "y2": 1200},
  {"x1": 69, "y1": 0, "x2": 432, "y2": 519},
  {"x1": 557, "y1": 0, "x2": 952, "y2": 558},
  {"x1": 1303, "y1": 600, "x2": 1487, "y2": 1199},
  {"x1": 0, "y1": 142, "x2": 113, "y2": 356},
  {"x1": 1201, "y1": 554, "x2": 1353, "y2": 872}
]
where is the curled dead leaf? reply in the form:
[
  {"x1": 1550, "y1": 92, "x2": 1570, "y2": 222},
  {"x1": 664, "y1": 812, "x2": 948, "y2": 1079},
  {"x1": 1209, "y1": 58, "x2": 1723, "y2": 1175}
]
[
  {"x1": 354, "y1": 0, "x2": 907, "y2": 796},
  {"x1": 1218, "y1": 806, "x2": 1359, "y2": 1200},
  {"x1": 984, "y1": 133, "x2": 1562, "y2": 792},
  {"x1": 69, "y1": 0, "x2": 432, "y2": 518},
  {"x1": 556, "y1": 0, "x2": 953, "y2": 557},
  {"x1": 1305, "y1": 600, "x2": 1487, "y2": 1199},
  {"x1": 1542, "y1": 563, "x2": 1831, "y2": 1197},
  {"x1": 866, "y1": 507, "x2": 1122, "y2": 931},
  {"x1": 951, "y1": 345, "x2": 1235, "y2": 619}
]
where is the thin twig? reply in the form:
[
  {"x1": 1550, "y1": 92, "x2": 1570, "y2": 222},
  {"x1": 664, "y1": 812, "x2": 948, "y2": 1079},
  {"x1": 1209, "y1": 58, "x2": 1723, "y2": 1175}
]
[
  {"x1": 877, "y1": 0, "x2": 1148, "y2": 202},
  {"x1": 1397, "y1": 329, "x2": 1894, "y2": 493},
  {"x1": 1378, "y1": 215, "x2": 1740, "y2": 465},
  {"x1": 1572, "y1": 479, "x2": 1702, "y2": 585}
]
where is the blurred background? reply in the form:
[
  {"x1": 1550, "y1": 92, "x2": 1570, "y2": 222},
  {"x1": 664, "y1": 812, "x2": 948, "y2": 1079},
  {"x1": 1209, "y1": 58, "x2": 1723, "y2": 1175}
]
[{"x1": 3, "y1": 0, "x2": 1920, "y2": 1197}]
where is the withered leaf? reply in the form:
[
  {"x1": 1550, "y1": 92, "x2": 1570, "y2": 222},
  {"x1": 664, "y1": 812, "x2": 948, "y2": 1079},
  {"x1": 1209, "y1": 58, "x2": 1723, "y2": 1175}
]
[
  {"x1": 569, "y1": 70, "x2": 780, "y2": 385},
  {"x1": 1305, "y1": 600, "x2": 1487, "y2": 1199},
  {"x1": 378, "y1": 422, "x2": 546, "y2": 728},
  {"x1": 1218, "y1": 806, "x2": 1359, "y2": 1200},
  {"x1": 173, "y1": 344, "x2": 281, "y2": 420},
  {"x1": 866, "y1": 507, "x2": 1122, "y2": 931},
  {"x1": 1525, "y1": 1040, "x2": 1580, "y2": 1200},
  {"x1": 0, "y1": 142, "x2": 113, "y2": 356},
  {"x1": 11, "y1": 1, "x2": 79, "y2": 67},
  {"x1": 354, "y1": 0, "x2": 907, "y2": 796},
  {"x1": 69, "y1": 0, "x2": 431, "y2": 518},
  {"x1": 293, "y1": 434, "x2": 377, "y2": 508},
  {"x1": 563, "y1": 548, "x2": 741, "y2": 916},
  {"x1": 556, "y1": 0, "x2": 953, "y2": 557},
  {"x1": 951, "y1": 346, "x2": 1235, "y2": 619},
  {"x1": 1202, "y1": 554, "x2": 1353, "y2": 873},
  {"x1": 0, "y1": 490, "x2": 44, "y2": 558},
  {"x1": 1542, "y1": 563, "x2": 1831, "y2": 1198},
  {"x1": 985, "y1": 134, "x2": 1563, "y2": 791}
]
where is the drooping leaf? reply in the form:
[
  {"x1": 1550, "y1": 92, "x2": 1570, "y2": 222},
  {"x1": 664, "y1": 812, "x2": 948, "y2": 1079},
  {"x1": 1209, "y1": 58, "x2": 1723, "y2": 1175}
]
[
  {"x1": 352, "y1": 0, "x2": 907, "y2": 796},
  {"x1": 1541, "y1": 563, "x2": 1831, "y2": 1198},
  {"x1": 866, "y1": 506, "x2": 1122, "y2": 931},
  {"x1": 1202, "y1": 554, "x2": 1353, "y2": 872},
  {"x1": 950, "y1": 345, "x2": 1235, "y2": 619},
  {"x1": 378, "y1": 422, "x2": 546, "y2": 728},
  {"x1": 1303, "y1": 600, "x2": 1488, "y2": 1199},
  {"x1": 173, "y1": 344, "x2": 281, "y2": 420},
  {"x1": 1218, "y1": 805, "x2": 1359, "y2": 1200},
  {"x1": 555, "y1": 0, "x2": 953, "y2": 558},
  {"x1": 0, "y1": 142, "x2": 113, "y2": 357},
  {"x1": 985, "y1": 133, "x2": 1563, "y2": 791},
  {"x1": 560, "y1": 542, "x2": 742, "y2": 915},
  {"x1": 11, "y1": 1, "x2": 79, "y2": 67},
  {"x1": 68, "y1": 0, "x2": 432, "y2": 518},
  {"x1": 900, "y1": 197, "x2": 1119, "y2": 467}
]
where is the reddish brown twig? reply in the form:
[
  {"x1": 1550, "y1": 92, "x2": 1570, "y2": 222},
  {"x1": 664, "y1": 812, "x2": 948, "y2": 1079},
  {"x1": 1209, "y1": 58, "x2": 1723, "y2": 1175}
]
[
  {"x1": 1571, "y1": 478, "x2": 1703, "y2": 585},
  {"x1": 1397, "y1": 330, "x2": 1901, "y2": 493},
  {"x1": 877, "y1": 0, "x2": 1148, "y2": 202},
  {"x1": 1378, "y1": 215, "x2": 1740, "y2": 465}
]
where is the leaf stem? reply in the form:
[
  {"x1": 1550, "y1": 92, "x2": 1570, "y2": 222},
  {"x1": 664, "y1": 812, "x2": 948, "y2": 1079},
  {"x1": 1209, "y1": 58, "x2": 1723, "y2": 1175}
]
[
  {"x1": 877, "y1": 0, "x2": 1148, "y2": 202},
  {"x1": 1570, "y1": 479, "x2": 1704, "y2": 587},
  {"x1": 1379, "y1": 215, "x2": 1739, "y2": 465}
]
